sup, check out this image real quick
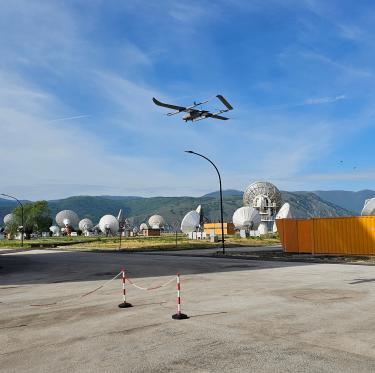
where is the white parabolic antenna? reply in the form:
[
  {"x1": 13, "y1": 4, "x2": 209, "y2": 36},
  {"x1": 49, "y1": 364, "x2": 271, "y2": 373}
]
[
  {"x1": 361, "y1": 198, "x2": 375, "y2": 216},
  {"x1": 49, "y1": 226, "x2": 60, "y2": 235},
  {"x1": 55, "y1": 210, "x2": 79, "y2": 229},
  {"x1": 139, "y1": 223, "x2": 148, "y2": 231},
  {"x1": 99, "y1": 215, "x2": 119, "y2": 234},
  {"x1": 243, "y1": 181, "x2": 282, "y2": 209},
  {"x1": 232, "y1": 206, "x2": 261, "y2": 229},
  {"x1": 181, "y1": 210, "x2": 200, "y2": 234},
  {"x1": 148, "y1": 215, "x2": 165, "y2": 229},
  {"x1": 243, "y1": 181, "x2": 282, "y2": 235},
  {"x1": 273, "y1": 202, "x2": 293, "y2": 232},
  {"x1": 3, "y1": 213, "x2": 15, "y2": 226},
  {"x1": 79, "y1": 218, "x2": 93, "y2": 232}
]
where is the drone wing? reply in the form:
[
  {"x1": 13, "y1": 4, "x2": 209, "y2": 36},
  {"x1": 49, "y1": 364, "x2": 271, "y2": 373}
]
[
  {"x1": 216, "y1": 95, "x2": 233, "y2": 110},
  {"x1": 206, "y1": 113, "x2": 229, "y2": 120},
  {"x1": 152, "y1": 97, "x2": 187, "y2": 112}
]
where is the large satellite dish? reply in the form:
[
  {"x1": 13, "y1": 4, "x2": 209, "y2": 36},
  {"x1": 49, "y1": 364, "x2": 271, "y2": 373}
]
[
  {"x1": 232, "y1": 206, "x2": 261, "y2": 229},
  {"x1": 181, "y1": 210, "x2": 200, "y2": 234},
  {"x1": 243, "y1": 181, "x2": 282, "y2": 208},
  {"x1": 99, "y1": 215, "x2": 119, "y2": 235},
  {"x1": 55, "y1": 210, "x2": 79, "y2": 229},
  {"x1": 361, "y1": 198, "x2": 375, "y2": 216},
  {"x1": 148, "y1": 215, "x2": 165, "y2": 229},
  {"x1": 243, "y1": 181, "x2": 282, "y2": 234}
]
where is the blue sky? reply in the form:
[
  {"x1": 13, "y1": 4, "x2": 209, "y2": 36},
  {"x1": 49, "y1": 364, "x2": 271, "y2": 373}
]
[{"x1": 1, "y1": 0, "x2": 375, "y2": 199}]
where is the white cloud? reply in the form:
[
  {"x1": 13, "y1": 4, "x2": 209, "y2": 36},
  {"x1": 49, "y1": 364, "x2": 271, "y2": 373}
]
[{"x1": 305, "y1": 95, "x2": 346, "y2": 105}]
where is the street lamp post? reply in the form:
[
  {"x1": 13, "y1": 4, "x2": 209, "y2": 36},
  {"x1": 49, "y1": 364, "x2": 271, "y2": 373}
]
[
  {"x1": 1, "y1": 193, "x2": 24, "y2": 248},
  {"x1": 185, "y1": 151, "x2": 225, "y2": 255}
]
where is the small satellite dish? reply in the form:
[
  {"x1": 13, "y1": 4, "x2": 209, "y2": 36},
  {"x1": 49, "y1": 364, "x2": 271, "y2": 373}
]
[
  {"x1": 361, "y1": 198, "x2": 375, "y2": 216},
  {"x1": 148, "y1": 215, "x2": 165, "y2": 229},
  {"x1": 49, "y1": 226, "x2": 60, "y2": 235},
  {"x1": 273, "y1": 203, "x2": 293, "y2": 232},
  {"x1": 79, "y1": 218, "x2": 94, "y2": 233},
  {"x1": 139, "y1": 223, "x2": 148, "y2": 231}
]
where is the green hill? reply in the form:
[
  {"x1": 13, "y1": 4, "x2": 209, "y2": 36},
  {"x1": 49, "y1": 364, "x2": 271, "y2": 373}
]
[
  {"x1": 314, "y1": 190, "x2": 375, "y2": 214},
  {"x1": 0, "y1": 191, "x2": 354, "y2": 228}
]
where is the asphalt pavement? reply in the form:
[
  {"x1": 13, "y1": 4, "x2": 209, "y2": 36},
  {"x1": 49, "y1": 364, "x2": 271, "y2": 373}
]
[{"x1": 1, "y1": 248, "x2": 375, "y2": 372}]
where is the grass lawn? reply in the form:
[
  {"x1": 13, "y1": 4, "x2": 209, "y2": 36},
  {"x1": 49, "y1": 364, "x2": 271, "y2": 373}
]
[{"x1": 0, "y1": 234, "x2": 280, "y2": 251}]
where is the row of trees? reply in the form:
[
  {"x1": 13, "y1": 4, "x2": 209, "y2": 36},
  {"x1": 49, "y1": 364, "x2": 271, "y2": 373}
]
[{"x1": 7, "y1": 201, "x2": 52, "y2": 239}]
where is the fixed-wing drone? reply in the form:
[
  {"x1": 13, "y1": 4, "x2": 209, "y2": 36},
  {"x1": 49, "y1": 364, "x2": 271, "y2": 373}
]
[{"x1": 152, "y1": 95, "x2": 233, "y2": 122}]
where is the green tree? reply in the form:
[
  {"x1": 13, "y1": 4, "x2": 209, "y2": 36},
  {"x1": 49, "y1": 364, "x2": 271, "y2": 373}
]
[{"x1": 12, "y1": 201, "x2": 52, "y2": 239}]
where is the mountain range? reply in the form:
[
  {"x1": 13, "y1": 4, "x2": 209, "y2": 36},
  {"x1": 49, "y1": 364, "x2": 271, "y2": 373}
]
[{"x1": 1, "y1": 189, "x2": 372, "y2": 227}]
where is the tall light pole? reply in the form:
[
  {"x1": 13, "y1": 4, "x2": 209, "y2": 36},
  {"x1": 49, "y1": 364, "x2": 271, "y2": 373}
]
[
  {"x1": 1, "y1": 193, "x2": 24, "y2": 248},
  {"x1": 185, "y1": 151, "x2": 225, "y2": 254}
]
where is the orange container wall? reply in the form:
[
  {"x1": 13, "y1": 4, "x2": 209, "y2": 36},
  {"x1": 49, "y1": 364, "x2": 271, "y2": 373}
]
[
  {"x1": 203, "y1": 223, "x2": 235, "y2": 235},
  {"x1": 283, "y1": 219, "x2": 299, "y2": 253},
  {"x1": 297, "y1": 220, "x2": 313, "y2": 253},
  {"x1": 278, "y1": 216, "x2": 375, "y2": 255}
]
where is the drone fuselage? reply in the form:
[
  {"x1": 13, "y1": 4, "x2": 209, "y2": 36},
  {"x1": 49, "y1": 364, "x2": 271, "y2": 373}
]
[{"x1": 183, "y1": 109, "x2": 209, "y2": 122}]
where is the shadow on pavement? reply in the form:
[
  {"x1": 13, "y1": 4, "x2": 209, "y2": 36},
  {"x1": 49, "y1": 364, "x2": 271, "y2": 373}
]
[{"x1": 0, "y1": 249, "x2": 315, "y2": 286}]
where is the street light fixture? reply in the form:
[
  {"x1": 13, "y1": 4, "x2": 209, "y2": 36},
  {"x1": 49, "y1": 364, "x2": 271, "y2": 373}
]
[
  {"x1": 1, "y1": 193, "x2": 24, "y2": 248},
  {"x1": 185, "y1": 151, "x2": 225, "y2": 254}
]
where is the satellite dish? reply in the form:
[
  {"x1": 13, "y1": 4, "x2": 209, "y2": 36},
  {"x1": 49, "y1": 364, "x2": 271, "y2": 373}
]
[
  {"x1": 79, "y1": 218, "x2": 94, "y2": 233},
  {"x1": 139, "y1": 223, "x2": 148, "y2": 231},
  {"x1": 273, "y1": 203, "x2": 293, "y2": 232},
  {"x1": 117, "y1": 209, "x2": 125, "y2": 224},
  {"x1": 49, "y1": 225, "x2": 60, "y2": 236},
  {"x1": 361, "y1": 198, "x2": 375, "y2": 216},
  {"x1": 99, "y1": 215, "x2": 119, "y2": 235},
  {"x1": 55, "y1": 210, "x2": 79, "y2": 229},
  {"x1": 243, "y1": 181, "x2": 282, "y2": 209},
  {"x1": 181, "y1": 210, "x2": 200, "y2": 234},
  {"x1": 232, "y1": 206, "x2": 261, "y2": 229},
  {"x1": 196, "y1": 204, "x2": 204, "y2": 225},
  {"x1": 3, "y1": 213, "x2": 15, "y2": 226},
  {"x1": 243, "y1": 181, "x2": 282, "y2": 234},
  {"x1": 148, "y1": 215, "x2": 165, "y2": 229},
  {"x1": 276, "y1": 203, "x2": 293, "y2": 219}
]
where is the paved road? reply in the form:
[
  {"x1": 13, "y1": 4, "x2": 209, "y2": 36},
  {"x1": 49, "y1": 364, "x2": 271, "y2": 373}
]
[
  {"x1": 1, "y1": 249, "x2": 375, "y2": 372},
  {"x1": 140, "y1": 245, "x2": 282, "y2": 257}
]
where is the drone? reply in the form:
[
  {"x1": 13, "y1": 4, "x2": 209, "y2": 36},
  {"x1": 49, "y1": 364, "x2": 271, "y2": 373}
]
[{"x1": 152, "y1": 94, "x2": 233, "y2": 122}]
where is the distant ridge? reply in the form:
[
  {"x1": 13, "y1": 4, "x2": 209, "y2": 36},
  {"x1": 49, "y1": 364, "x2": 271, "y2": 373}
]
[
  {"x1": 314, "y1": 190, "x2": 375, "y2": 214},
  {"x1": 202, "y1": 190, "x2": 243, "y2": 198},
  {"x1": 0, "y1": 190, "x2": 355, "y2": 227}
]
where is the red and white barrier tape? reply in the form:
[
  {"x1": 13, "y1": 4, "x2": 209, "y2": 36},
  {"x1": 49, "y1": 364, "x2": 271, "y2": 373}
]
[
  {"x1": 30, "y1": 271, "x2": 123, "y2": 307},
  {"x1": 126, "y1": 276, "x2": 176, "y2": 291},
  {"x1": 81, "y1": 271, "x2": 122, "y2": 298}
]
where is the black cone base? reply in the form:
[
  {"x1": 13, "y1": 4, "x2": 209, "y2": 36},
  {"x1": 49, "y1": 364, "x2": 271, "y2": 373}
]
[
  {"x1": 172, "y1": 313, "x2": 189, "y2": 320},
  {"x1": 118, "y1": 302, "x2": 133, "y2": 308}
]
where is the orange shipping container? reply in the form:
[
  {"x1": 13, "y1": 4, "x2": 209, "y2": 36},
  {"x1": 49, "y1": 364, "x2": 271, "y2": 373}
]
[
  {"x1": 204, "y1": 222, "x2": 235, "y2": 235},
  {"x1": 276, "y1": 216, "x2": 375, "y2": 255}
]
